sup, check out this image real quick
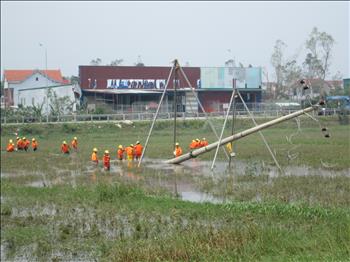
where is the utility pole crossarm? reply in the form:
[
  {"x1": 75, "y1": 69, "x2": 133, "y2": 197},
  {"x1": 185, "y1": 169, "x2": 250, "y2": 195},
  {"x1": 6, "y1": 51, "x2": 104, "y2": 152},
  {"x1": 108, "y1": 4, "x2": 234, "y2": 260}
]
[{"x1": 165, "y1": 105, "x2": 319, "y2": 165}]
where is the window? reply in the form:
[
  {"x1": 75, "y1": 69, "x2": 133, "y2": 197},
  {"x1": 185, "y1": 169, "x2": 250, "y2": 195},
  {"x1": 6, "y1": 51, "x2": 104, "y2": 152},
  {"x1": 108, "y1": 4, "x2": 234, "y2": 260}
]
[{"x1": 36, "y1": 77, "x2": 39, "y2": 81}]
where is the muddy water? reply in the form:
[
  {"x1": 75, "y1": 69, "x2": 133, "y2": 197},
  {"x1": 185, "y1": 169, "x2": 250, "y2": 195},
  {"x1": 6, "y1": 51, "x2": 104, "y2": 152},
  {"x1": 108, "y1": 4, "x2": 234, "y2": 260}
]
[{"x1": 8, "y1": 158, "x2": 348, "y2": 204}]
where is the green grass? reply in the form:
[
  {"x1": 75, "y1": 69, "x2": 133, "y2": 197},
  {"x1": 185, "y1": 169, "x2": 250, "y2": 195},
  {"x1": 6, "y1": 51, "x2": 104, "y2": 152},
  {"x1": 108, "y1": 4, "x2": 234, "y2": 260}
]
[{"x1": 1, "y1": 117, "x2": 350, "y2": 261}]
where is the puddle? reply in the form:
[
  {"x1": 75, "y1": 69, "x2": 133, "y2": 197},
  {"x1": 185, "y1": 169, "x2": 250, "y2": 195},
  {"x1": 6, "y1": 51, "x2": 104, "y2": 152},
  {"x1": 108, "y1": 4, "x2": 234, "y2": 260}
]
[
  {"x1": 180, "y1": 191, "x2": 223, "y2": 203},
  {"x1": 4, "y1": 158, "x2": 350, "y2": 206}
]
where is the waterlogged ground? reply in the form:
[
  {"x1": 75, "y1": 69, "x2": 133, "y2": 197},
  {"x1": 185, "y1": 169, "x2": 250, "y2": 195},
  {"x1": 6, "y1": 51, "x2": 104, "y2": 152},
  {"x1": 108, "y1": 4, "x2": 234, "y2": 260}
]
[
  {"x1": 1, "y1": 157, "x2": 350, "y2": 261},
  {"x1": 1, "y1": 119, "x2": 350, "y2": 261},
  {"x1": 2, "y1": 158, "x2": 350, "y2": 205}
]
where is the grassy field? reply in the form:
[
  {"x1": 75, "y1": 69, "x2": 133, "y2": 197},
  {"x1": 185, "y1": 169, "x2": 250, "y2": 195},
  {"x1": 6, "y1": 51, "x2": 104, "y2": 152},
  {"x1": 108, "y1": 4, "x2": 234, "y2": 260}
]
[{"x1": 1, "y1": 116, "x2": 350, "y2": 261}]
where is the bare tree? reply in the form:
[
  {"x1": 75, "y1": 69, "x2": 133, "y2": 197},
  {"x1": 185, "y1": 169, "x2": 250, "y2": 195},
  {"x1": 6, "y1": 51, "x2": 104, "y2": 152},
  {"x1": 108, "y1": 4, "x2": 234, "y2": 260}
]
[
  {"x1": 271, "y1": 39, "x2": 287, "y2": 91},
  {"x1": 134, "y1": 55, "x2": 145, "y2": 66},
  {"x1": 110, "y1": 58, "x2": 123, "y2": 66},
  {"x1": 90, "y1": 58, "x2": 102, "y2": 65},
  {"x1": 304, "y1": 27, "x2": 335, "y2": 81}
]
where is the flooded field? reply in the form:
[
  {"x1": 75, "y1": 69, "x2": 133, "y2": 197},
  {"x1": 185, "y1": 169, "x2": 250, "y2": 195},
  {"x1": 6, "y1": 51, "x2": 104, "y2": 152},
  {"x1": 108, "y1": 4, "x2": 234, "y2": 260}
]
[
  {"x1": 1, "y1": 121, "x2": 349, "y2": 261},
  {"x1": 2, "y1": 158, "x2": 349, "y2": 205}
]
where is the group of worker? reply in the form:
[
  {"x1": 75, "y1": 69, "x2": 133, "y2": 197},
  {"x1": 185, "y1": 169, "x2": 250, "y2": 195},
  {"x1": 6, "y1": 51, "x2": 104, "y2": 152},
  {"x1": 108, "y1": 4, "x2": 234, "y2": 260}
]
[
  {"x1": 6, "y1": 135, "x2": 187, "y2": 171},
  {"x1": 6, "y1": 137, "x2": 38, "y2": 152},
  {"x1": 189, "y1": 138, "x2": 208, "y2": 150},
  {"x1": 60, "y1": 137, "x2": 78, "y2": 154},
  {"x1": 91, "y1": 141, "x2": 144, "y2": 171}
]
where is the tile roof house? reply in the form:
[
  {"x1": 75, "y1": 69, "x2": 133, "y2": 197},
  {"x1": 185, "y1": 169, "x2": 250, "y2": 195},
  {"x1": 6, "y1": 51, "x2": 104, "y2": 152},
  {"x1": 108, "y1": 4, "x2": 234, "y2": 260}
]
[{"x1": 3, "y1": 69, "x2": 70, "y2": 107}]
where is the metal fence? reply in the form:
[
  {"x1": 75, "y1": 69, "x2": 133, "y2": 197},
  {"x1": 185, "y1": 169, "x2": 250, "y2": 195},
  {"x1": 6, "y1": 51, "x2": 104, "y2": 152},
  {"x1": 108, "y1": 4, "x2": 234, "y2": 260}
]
[{"x1": 1, "y1": 108, "x2": 340, "y2": 125}]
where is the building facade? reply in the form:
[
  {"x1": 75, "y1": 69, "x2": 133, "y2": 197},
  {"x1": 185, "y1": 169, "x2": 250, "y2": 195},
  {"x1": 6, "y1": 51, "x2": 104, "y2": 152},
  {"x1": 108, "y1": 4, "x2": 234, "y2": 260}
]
[
  {"x1": 79, "y1": 65, "x2": 262, "y2": 113},
  {"x1": 3, "y1": 69, "x2": 80, "y2": 114}
]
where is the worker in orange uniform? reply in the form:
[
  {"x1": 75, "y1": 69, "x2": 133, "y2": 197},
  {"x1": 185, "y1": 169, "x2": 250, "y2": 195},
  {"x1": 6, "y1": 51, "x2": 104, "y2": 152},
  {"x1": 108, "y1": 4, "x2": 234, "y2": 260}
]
[
  {"x1": 117, "y1": 145, "x2": 124, "y2": 160},
  {"x1": 134, "y1": 141, "x2": 143, "y2": 160},
  {"x1": 71, "y1": 137, "x2": 78, "y2": 151},
  {"x1": 61, "y1": 141, "x2": 70, "y2": 154},
  {"x1": 23, "y1": 137, "x2": 30, "y2": 152},
  {"x1": 103, "y1": 150, "x2": 111, "y2": 171},
  {"x1": 173, "y1": 142, "x2": 182, "y2": 157},
  {"x1": 194, "y1": 138, "x2": 200, "y2": 148},
  {"x1": 189, "y1": 140, "x2": 197, "y2": 150},
  {"x1": 125, "y1": 144, "x2": 134, "y2": 161},
  {"x1": 16, "y1": 137, "x2": 23, "y2": 151},
  {"x1": 201, "y1": 137, "x2": 208, "y2": 147},
  {"x1": 31, "y1": 138, "x2": 38, "y2": 151},
  {"x1": 6, "y1": 139, "x2": 15, "y2": 152},
  {"x1": 91, "y1": 148, "x2": 99, "y2": 165}
]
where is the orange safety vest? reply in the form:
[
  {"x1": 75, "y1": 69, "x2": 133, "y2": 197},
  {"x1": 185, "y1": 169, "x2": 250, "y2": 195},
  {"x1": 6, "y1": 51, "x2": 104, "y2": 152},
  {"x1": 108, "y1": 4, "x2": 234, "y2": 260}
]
[
  {"x1": 174, "y1": 146, "x2": 182, "y2": 157},
  {"x1": 32, "y1": 141, "x2": 38, "y2": 149},
  {"x1": 117, "y1": 149, "x2": 124, "y2": 159},
  {"x1": 134, "y1": 144, "x2": 143, "y2": 157},
  {"x1": 7, "y1": 143, "x2": 15, "y2": 152},
  {"x1": 61, "y1": 144, "x2": 70, "y2": 153},
  {"x1": 103, "y1": 154, "x2": 110, "y2": 167},
  {"x1": 23, "y1": 140, "x2": 30, "y2": 148},
  {"x1": 17, "y1": 139, "x2": 23, "y2": 149},
  {"x1": 71, "y1": 140, "x2": 78, "y2": 149},
  {"x1": 196, "y1": 141, "x2": 202, "y2": 148},
  {"x1": 190, "y1": 141, "x2": 197, "y2": 149},
  {"x1": 201, "y1": 140, "x2": 208, "y2": 147},
  {"x1": 91, "y1": 152, "x2": 98, "y2": 163},
  {"x1": 125, "y1": 147, "x2": 134, "y2": 157}
]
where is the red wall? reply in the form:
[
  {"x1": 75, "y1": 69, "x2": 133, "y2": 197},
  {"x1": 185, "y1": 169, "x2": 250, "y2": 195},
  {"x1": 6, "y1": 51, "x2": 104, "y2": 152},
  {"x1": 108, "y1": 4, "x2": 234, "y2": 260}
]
[
  {"x1": 79, "y1": 66, "x2": 200, "y2": 90},
  {"x1": 198, "y1": 91, "x2": 233, "y2": 112}
]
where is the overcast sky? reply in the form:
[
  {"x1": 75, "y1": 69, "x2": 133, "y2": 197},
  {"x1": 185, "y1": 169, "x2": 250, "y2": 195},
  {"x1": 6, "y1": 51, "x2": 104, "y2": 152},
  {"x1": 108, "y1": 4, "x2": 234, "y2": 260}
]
[{"x1": 1, "y1": 1, "x2": 349, "y2": 80}]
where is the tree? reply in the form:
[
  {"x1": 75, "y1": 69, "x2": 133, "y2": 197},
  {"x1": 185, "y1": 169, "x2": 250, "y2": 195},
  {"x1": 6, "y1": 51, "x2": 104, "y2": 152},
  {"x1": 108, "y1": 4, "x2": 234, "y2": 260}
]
[
  {"x1": 90, "y1": 58, "x2": 102, "y2": 65},
  {"x1": 47, "y1": 89, "x2": 74, "y2": 116},
  {"x1": 110, "y1": 58, "x2": 123, "y2": 66},
  {"x1": 271, "y1": 39, "x2": 287, "y2": 91},
  {"x1": 70, "y1": 75, "x2": 80, "y2": 84},
  {"x1": 134, "y1": 55, "x2": 145, "y2": 66},
  {"x1": 304, "y1": 27, "x2": 335, "y2": 80}
]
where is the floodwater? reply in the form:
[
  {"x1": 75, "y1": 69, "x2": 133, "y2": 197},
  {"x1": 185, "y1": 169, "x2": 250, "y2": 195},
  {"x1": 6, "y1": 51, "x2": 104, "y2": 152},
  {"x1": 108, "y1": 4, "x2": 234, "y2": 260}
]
[{"x1": 3, "y1": 158, "x2": 348, "y2": 204}]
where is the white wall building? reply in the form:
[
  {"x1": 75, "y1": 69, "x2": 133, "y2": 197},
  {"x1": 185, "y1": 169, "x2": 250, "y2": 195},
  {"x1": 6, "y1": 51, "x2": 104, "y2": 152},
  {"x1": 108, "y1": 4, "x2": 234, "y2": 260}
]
[
  {"x1": 3, "y1": 69, "x2": 80, "y2": 114},
  {"x1": 17, "y1": 84, "x2": 79, "y2": 114}
]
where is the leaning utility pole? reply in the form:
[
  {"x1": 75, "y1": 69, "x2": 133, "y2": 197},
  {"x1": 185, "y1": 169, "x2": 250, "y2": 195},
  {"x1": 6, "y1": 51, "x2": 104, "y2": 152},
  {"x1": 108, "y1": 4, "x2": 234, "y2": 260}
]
[{"x1": 165, "y1": 104, "x2": 319, "y2": 164}]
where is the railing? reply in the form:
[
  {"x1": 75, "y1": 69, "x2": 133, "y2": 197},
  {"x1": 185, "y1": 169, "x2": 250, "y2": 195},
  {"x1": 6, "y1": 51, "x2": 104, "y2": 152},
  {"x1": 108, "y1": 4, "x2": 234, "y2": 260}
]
[{"x1": 1, "y1": 108, "x2": 340, "y2": 125}]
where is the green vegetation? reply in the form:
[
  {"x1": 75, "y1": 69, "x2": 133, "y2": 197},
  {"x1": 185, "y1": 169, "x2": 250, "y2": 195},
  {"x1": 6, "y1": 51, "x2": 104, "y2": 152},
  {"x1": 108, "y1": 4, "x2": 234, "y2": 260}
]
[{"x1": 1, "y1": 117, "x2": 349, "y2": 261}]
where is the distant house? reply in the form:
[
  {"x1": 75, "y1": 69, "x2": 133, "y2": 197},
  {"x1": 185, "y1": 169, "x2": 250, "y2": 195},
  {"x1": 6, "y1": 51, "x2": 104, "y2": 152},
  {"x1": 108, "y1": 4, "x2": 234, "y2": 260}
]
[
  {"x1": 288, "y1": 78, "x2": 343, "y2": 101},
  {"x1": 3, "y1": 69, "x2": 80, "y2": 114}
]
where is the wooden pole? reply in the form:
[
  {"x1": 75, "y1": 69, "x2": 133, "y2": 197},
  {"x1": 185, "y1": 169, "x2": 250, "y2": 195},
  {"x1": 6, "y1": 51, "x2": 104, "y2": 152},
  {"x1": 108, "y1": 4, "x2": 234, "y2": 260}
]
[
  {"x1": 165, "y1": 105, "x2": 319, "y2": 164},
  {"x1": 138, "y1": 64, "x2": 175, "y2": 167}
]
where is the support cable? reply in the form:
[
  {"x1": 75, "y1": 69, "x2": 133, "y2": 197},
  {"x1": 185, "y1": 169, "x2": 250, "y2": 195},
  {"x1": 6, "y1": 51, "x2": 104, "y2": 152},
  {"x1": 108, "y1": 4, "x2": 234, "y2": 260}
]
[
  {"x1": 178, "y1": 66, "x2": 230, "y2": 160},
  {"x1": 138, "y1": 64, "x2": 175, "y2": 167},
  {"x1": 236, "y1": 90, "x2": 284, "y2": 174},
  {"x1": 211, "y1": 88, "x2": 236, "y2": 170}
]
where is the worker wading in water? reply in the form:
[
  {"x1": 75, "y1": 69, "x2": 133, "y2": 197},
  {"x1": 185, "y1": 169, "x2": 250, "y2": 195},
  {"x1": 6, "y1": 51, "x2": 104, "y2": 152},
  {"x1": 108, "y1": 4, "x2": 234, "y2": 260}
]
[
  {"x1": 71, "y1": 137, "x2": 78, "y2": 151},
  {"x1": 16, "y1": 137, "x2": 23, "y2": 151},
  {"x1": 174, "y1": 142, "x2": 183, "y2": 157},
  {"x1": 23, "y1": 137, "x2": 30, "y2": 152},
  {"x1": 117, "y1": 145, "x2": 124, "y2": 160},
  {"x1": 189, "y1": 140, "x2": 196, "y2": 150},
  {"x1": 91, "y1": 148, "x2": 99, "y2": 165},
  {"x1": 125, "y1": 144, "x2": 134, "y2": 161},
  {"x1": 31, "y1": 138, "x2": 38, "y2": 151},
  {"x1": 134, "y1": 141, "x2": 143, "y2": 160},
  {"x1": 103, "y1": 150, "x2": 111, "y2": 171},
  {"x1": 6, "y1": 139, "x2": 15, "y2": 152},
  {"x1": 201, "y1": 137, "x2": 208, "y2": 147},
  {"x1": 61, "y1": 141, "x2": 70, "y2": 154}
]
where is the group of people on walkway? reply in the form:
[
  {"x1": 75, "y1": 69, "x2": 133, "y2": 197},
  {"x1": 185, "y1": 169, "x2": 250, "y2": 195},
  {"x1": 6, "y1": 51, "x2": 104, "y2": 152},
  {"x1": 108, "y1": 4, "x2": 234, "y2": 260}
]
[
  {"x1": 91, "y1": 141, "x2": 144, "y2": 171},
  {"x1": 6, "y1": 137, "x2": 38, "y2": 152}
]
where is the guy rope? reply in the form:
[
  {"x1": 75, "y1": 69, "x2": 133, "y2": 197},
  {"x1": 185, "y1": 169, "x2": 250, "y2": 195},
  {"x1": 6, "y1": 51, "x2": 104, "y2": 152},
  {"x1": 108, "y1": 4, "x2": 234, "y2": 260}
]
[{"x1": 165, "y1": 104, "x2": 320, "y2": 165}]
